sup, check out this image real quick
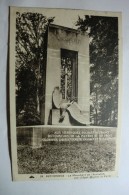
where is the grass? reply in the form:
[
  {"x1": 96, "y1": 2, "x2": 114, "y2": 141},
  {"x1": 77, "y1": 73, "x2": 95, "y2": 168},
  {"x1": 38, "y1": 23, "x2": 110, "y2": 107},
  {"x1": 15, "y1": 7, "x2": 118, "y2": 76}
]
[{"x1": 17, "y1": 140, "x2": 116, "y2": 174}]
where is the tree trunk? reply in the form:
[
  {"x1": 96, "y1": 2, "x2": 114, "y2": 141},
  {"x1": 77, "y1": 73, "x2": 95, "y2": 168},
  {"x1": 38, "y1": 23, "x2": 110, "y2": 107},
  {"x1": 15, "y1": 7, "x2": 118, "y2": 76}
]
[{"x1": 95, "y1": 108, "x2": 98, "y2": 125}]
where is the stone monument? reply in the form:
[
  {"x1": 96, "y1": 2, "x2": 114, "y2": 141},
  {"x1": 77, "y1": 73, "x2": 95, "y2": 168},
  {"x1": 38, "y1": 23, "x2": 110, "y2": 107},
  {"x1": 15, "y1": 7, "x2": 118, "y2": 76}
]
[{"x1": 41, "y1": 24, "x2": 90, "y2": 126}]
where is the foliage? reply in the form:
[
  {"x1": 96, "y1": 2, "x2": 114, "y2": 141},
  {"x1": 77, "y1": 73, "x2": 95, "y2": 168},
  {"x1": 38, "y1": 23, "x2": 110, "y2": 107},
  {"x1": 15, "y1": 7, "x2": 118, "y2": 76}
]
[
  {"x1": 15, "y1": 12, "x2": 54, "y2": 126},
  {"x1": 76, "y1": 16, "x2": 118, "y2": 126}
]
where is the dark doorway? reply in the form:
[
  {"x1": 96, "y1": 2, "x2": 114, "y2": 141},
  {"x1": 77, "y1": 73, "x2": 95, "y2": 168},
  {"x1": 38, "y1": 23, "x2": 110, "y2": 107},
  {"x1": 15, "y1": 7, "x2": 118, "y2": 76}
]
[{"x1": 61, "y1": 49, "x2": 78, "y2": 101}]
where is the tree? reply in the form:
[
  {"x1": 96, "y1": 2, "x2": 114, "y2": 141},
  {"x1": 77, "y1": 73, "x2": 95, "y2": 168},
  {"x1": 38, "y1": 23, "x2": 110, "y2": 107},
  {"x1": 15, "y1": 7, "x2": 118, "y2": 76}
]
[
  {"x1": 76, "y1": 15, "x2": 118, "y2": 126},
  {"x1": 16, "y1": 12, "x2": 54, "y2": 126}
]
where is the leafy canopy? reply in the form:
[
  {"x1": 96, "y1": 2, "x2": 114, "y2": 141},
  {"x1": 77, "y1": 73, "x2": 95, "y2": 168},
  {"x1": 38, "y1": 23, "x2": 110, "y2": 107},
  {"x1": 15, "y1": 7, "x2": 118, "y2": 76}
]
[
  {"x1": 76, "y1": 15, "x2": 118, "y2": 126},
  {"x1": 16, "y1": 12, "x2": 54, "y2": 125}
]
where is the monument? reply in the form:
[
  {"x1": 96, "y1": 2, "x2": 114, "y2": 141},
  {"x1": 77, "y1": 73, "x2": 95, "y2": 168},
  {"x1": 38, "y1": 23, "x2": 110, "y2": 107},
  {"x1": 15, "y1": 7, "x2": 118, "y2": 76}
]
[{"x1": 41, "y1": 24, "x2": 90, "y2": 126}]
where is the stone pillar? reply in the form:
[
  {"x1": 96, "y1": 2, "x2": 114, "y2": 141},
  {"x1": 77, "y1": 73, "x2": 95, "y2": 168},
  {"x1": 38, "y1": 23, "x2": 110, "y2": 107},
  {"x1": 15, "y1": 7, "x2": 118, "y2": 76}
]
[
  {"x1": 44, "y1": 48, "x2": 60, "y2": 124},
  {"x1": 32, "y1": 127, "x2": 42, "y2": 148}
]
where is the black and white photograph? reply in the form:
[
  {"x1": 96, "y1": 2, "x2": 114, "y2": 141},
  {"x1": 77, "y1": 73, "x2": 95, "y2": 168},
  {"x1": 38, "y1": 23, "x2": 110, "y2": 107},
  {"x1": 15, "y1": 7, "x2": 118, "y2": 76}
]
[{"x1": 9, "y1": 7, "x2": 122, "y2": 180}]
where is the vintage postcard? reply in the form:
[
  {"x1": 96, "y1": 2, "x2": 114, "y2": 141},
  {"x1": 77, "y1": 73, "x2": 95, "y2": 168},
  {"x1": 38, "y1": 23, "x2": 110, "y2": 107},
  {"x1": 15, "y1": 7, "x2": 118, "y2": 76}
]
[{"x1": 9, "y1": 7, "x2": 122, "y2": 180}]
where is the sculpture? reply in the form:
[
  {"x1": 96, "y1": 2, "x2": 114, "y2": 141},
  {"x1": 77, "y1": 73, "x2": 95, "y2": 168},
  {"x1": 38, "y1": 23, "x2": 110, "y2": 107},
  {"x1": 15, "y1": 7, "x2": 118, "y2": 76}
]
[{"x1": 52, "y1": 87, "x2": 87, "y2": 126}]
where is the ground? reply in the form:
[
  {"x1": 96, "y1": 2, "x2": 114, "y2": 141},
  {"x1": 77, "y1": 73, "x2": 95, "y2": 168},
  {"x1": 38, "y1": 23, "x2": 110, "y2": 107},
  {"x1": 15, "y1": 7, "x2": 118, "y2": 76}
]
[{"x1": 17, "y1": 140, "x2": 116, "y2": 174}]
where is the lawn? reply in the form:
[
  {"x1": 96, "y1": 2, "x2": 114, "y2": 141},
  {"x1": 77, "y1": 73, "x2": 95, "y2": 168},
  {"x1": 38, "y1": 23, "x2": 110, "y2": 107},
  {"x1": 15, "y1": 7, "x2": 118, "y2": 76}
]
[{"x1": 17, "y1": 140, "x2": 116, "y2": 174}]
